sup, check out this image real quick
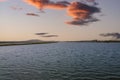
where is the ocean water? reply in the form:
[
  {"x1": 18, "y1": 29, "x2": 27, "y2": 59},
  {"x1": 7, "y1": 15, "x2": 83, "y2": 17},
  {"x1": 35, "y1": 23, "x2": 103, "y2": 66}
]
[{"x1": 0, "y1": 42, "x2": 120, "y2": 80}]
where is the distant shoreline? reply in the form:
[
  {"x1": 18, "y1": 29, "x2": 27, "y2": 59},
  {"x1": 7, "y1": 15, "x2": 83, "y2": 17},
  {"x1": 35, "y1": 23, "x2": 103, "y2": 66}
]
[
  {"x1": 0, "y1": 41, "x2": 57, "y2": 46},
  {"x1": 65, "y1": 41, "x2": 120, "y2": 43},
  {"x1": 0, "y1": 41, "x2": 120, "y2": 46}
]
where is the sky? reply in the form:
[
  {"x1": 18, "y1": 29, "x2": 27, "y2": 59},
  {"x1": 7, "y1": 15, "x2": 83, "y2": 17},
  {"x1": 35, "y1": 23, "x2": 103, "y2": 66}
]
[{"x1": 0, "y1": 0, "x2": 120, "y2": 41}]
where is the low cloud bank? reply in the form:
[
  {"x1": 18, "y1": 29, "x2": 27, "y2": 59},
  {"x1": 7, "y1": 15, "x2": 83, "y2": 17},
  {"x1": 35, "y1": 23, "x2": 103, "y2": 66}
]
[{"x1": 100, "y1": 33, "x2": 120, "y2": 39}]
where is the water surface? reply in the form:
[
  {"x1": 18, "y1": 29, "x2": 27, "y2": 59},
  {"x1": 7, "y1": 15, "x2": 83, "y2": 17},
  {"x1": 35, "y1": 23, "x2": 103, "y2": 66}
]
[{"x1": 0, "y1": 42, "x2": 120, "y2": 80}]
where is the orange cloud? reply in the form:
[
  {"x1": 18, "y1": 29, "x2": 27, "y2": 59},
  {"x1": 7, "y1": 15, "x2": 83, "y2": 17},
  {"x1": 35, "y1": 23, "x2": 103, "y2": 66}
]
[
  {"x1": 23, "y1": 0, "x2": 101, "y2": 26},
  {"x1": 23, "y1": 0, "x2": 49, "y2": 9},
  {"x1": 23, "y1": 0, "x2": 69, "y2": 10},
  {"x1": 67, "y1": 2, "x2": 89, "y2": 20},
  {"x1": 45, "y1": 2, "x2": 68, "y2": 10},
  {"x1": 66, "y1": 2, "x2": 100, "y2": 25}
]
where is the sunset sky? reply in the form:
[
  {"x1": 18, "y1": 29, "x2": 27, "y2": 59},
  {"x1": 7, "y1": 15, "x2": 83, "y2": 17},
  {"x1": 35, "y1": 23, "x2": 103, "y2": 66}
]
[{"x1": 0, "y1": 0, "x2": 120, "y2": 41}]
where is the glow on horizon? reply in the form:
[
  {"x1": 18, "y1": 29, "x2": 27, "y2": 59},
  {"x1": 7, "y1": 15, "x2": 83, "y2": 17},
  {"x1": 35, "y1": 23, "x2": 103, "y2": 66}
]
[{"x1": 0, "y1": 0, "x2": 120, "y2": 41}]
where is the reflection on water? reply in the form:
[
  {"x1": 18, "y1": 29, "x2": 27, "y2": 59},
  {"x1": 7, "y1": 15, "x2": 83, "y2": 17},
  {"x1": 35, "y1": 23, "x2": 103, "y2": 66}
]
[{"x1": 0, "y1": 42, "x2": 120, "y2": 80}]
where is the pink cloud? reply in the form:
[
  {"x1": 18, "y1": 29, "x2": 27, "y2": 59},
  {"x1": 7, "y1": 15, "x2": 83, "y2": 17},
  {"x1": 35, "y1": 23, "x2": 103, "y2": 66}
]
[
  {"x1": 23, "y1": 0, "x2": 101, "y2": 26},
  {"x1": 23, "y1": 0, "x2": 69, "y2": 10}
]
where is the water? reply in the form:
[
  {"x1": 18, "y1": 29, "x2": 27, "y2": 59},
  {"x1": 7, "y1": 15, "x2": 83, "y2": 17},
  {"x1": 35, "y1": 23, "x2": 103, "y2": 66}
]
[{"x1": 0, "y1": 42, "x2": 120, "y2": 80}]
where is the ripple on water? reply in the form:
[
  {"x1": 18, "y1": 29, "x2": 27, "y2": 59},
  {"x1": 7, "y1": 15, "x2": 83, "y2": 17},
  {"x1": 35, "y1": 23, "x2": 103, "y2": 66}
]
[{"x1": 0, "y1": 43, "x2": 120, "y2": 80}]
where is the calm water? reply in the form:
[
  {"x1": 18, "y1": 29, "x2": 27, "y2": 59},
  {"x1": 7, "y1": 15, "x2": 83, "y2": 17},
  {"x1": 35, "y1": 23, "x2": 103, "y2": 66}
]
[{"x1": 0, "y1": 42, "x2": 120, "y2": 80}]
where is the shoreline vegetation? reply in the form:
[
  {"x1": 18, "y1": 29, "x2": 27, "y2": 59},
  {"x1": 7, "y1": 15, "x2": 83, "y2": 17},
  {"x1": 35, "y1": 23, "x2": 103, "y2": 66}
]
[
  {"x1": 0, "y1": 39, "x2": 58, "y2": 46},
  {"x1": 66, "y1": 40, "x2": 120, "y2": 43},
  {"x1": 0, "y1": 40, "x2": 120, "y2": 46}
]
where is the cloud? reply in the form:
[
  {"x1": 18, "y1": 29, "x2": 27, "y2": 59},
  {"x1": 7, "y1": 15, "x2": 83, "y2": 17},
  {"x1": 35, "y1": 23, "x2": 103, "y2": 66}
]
[
  {"x1": 35, "y1": 32, "x2": 58, "y2": 38},
  {"x1": 42, "y1": 35, "x2": 58, "y2": 37},
  {"x1": 26, "y1": 13, "x2": 40, "y2": 16},
  {"x1": 66, "y1": 17, "x2": 99, "y2": 25},
  {"x1": 35, "y1": 33, "x2": 48, "y2": 35},
  {"x1": 100, "y1": 33, "x2": 120, "y2": 39},
  {"x1": 10, "y1": 6, "x2": 23, "y2": 10},
  {"x1": 86, "y1": 0, "x2": 98, "y2": 5},
  {"x1": 66, "y1": 1, "x2": 100, "y2": 25},
  {"x1": 23, "y1": 0, "x2": 101, "y2": 26},
  {"x1": 23, "y1": 0, "x2": 69, "y2": 10}
]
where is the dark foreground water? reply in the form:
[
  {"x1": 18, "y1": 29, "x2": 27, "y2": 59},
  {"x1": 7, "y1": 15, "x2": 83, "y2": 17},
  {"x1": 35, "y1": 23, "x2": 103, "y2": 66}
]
[{"x1": 0, "y1": 42, "x2": 120, "y2": 80}]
